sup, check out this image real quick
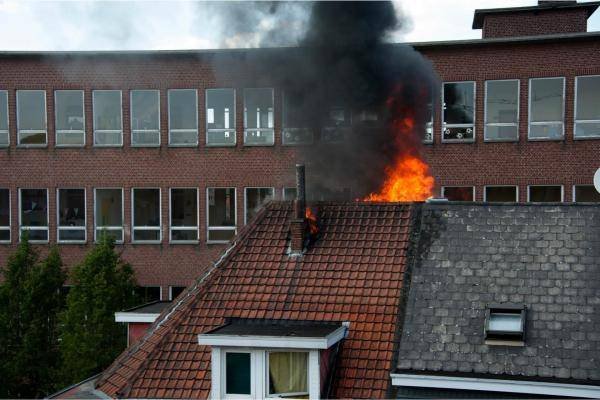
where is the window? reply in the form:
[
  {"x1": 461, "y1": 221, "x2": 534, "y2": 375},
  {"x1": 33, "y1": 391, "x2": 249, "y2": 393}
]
[
  {"x1": 442, "y1": 82, "x2": 475, "y2": 142},
  {"x1": 283, "y1": 187, "x2": 297, "y2": 201},
  {"x1": 225, "y1": 352, "x2": 252, "y2": 396},
  {"x1": 170, "y1": 188, "x2": 198, "y2": 242},
  {"x1": 94, "y1": 188, "x2": 123, "y2": 243},
  {"x1": 93, "y1": 90, "x2": 122, "y2": 146},
  {"x1": 245, "y1": 187, "x2": 274, "y2": 224},
  {"x1": 424, "y1": 97, "x2": 434, "y2": 143},
  {"x1": 169, "y1": 286, "x2": 186, "y2": 300},
  {"x1": 0, "y1": 90, "x2": 8, "y2": 146},
  {"x1": 244, "y1": 88, "x2": 274, "y2": 145},
  {"x1": 55, "y1": 90, "x2": 85, "y2": 146},
  {"x1": 441, "y1": 186, "x2": 474, "y2": 201},
  {"x1": 131, "y1": 90, "x2": 160, "y2": 146},
  {"x1": 132, "y1": 188, "x2": 161, "y2": 242},
  {"x1": 485, "y1": 304, "x2": 526, "y2": 345},
  {"x1": 0, "y1": 189, "x2": 10, "y2": 242},
  {"x1": 282, "y1": 91, "x2": 313, "y2": 145},
  {"x1": 19, "y1": 188, "x2": 48, "y2": 242},
  {"x1": 528, "y1": 185, "x2": 563, "y2": 203},
  {"x1": 484, "y1": 186, "x2": 518, "y2": 203},
  {"x1": 57, "y1": 188, "x2": 86, "y2": 242},
  {"x1": 322, "y1": 107, "x2": 351, "y2": 143},
  {"x1": 207, "y1": 188, "x2": 236, "y2": 243},
  {"x1": 17, "y1": 90, "x2": 47, "y2": 146},
  {"x1": 268, "y1": 351, "x2": 309, "y2": 398},
  {"x1": 134, "y1": 286, "x2": 161, "y2": 303},
  {"x1": 206, "y1": 88, "x2": 235, "y2": 146},
  {"x1": 528, "y1": 77, "x2": 564, "y2": 140},
  {"x1": 574, "y1": 76, "x2": 600, "y2": 138},
  {"x1": 485, "y1": 80, "x2": 519, "y2": 141},
  {"x1": 573, "y1": 185, "x2": 600, "y2": 202},
  {"x1": 168, "y1": 89, "x2": 198, "y2": 146}
]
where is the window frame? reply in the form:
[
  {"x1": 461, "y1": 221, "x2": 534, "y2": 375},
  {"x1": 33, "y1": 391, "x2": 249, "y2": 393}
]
[
  {"x1": 441, "y1": 81, "x2": 476, "y2": 143},
  {"x1": 92, "y1": 90, "x2": 123, "y2": 147},
  {"x1": 484, "y1": 79, "x2": 520, "y2": 142},
  {"x1": 168, "y1": 89, "x2": 198, "y2": 147},
  {"x1": 0, "y1": 188, "x2": 10, "y2": 243},
  {"x1": 130, "y1": 89, "x2": 161, "y2": 147},
  {"x1": 16, "y1": 90, "x2": 48, "y2": 147},
  {"x1": 572, "y1": 184, "x2": 600, "y2": 202},
  {"x1": 244, "y1": 187, "x2": 275, "y2": 225},
  {"x1": 93, "y1": 187, "x2": 124, "y2": 244},
  {"x1": 441, "y1": 186, "x2": 475, "y2": 202},
  {"x1": 265, "y1": 350, "x2": 310, "y2": 399},
  {"x1": 281, "y1": 90, "x2": 314, "y2": 146},
  {"x1": 56, "y1": 188, "x2": 87, "y2": 244},
  {"x1": 131, "y1": 187, "x2": 162, "y2": 244},
  {"x1": 243, "y1": 88, "x2": 275, "y2": 147},
  {"x1": 527, "y1": 77, "x2": 565, "y2": 141},
  {"x1": 206, "y1": 88, "x2": 237, "y2": 147},
  {"x1": 169, "y1": 187, "x2": 199, "y2": 244},
  {"x1": 206, "y1": 187, "x2": 237, "y2": 244},
  {"x1": 54, "y1": 90, "x2": 86, "y2": 147},
  {"x1": 483, "y1": 185, "x2": 519, "y2": 203},
  {"x1": 18, "y1": 188, "x2": 49, "y2": 243},
  {"x1": 168, "y1": 285, "x2": 186, "y2": 301},
  {"x1": 527, "y1": 185, "x2": 564, "y2": 203},
  {"x1": 0, "y1": 90, "x2": 9, "y2": 147},
  {"x1": 484, "y1": 304, "x2": 526, "y2": 345},
  {"x1": 574, "y1": 75, "x2": 600, "y2": 140},
  {"x1": 282, "y1": 187, "x2": 297, "y2": 201}
]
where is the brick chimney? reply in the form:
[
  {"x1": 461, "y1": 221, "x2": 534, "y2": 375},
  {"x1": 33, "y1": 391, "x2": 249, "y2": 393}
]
[{"x1": 289, "y1": 164, "x2": 307, "y2": 255}]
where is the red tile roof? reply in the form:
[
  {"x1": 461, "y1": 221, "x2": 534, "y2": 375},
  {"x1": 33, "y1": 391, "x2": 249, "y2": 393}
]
[{"x1": 96, "y1": 201, "x2": 416, "y2": 399}]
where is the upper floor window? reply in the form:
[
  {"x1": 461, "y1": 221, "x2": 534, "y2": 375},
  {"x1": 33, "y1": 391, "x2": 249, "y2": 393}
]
[
  {"x1": 442, "y1": 82, "x2": 475, "y2": 142},
  {"x1": 207, "y1": 187, "x2": 236, "y2": 243},
  {"x1": 130, "y1": 90, "x2": 160, "y2": 146},
  {"x1": 244, "y1": 88, "x2": 274, "y2": 146},
  {"x1": 574, "y1": 75, "x2": 600, "y2": 139},
  {"x1": 282, "y1": 91, "x2": 313, "y2": 145},
  {"x1": 528, "y1": 77, "x2": 564, "y2": 140},
  {"x1": 168, "y1": 89, "x2": 198, "y2": 146},
  {"x1": 0, "y1": 189, "x2": 10, "y2": 242},
  {"x1": 322, "y1": 107, "x2": 351, "y2": 143},
  {"x1": 55, "y1": 90, "x2": 85, "y2": 147},
  {"x1": 94, "y1": 188, "x2": 123, "y2": 243},
  {"x1": 244, "y1": 187, "x2": 274, "y2": 224},
  {"x1": 206, "y1": 88, "x2": 236, "y2": 146},
  {"x1": 283, "y1": 187, "x2": 297, "y2": 201},
  {"x1": 424, "y1": 98, "x2": 434, "y2": 144},
  {"x1": 57, "y1": 188, "x2": 86, "y2": 243},
  {"x1": 485, "y1": 80, "x2": 519, "y2": 141},
  {"x1": 132, "y1": 188, "x2": 161, "y2": 243},
  {"x1": 17, "y1": 90, "x2": 47, "y2": 146},
  {"x1": 19, "y1": 188, "x2": 48, "y2": 242},
  {"x1": 573, "y1": 185, "x2": 600, "y2": 202},
  {"x1": 93, "y1": 90, "x2": 122, "y2": 146},
  {"x1": 169, "y1": 188, "x2": 198, "y2": 243},
  {"x1": 0, "y1": 91, "x2": 8, "y2": 147}
]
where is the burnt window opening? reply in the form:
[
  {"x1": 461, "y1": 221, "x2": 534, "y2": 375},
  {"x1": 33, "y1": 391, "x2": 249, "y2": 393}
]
[
  {"x1": 283, "y1": 187, "x2": 297, "y2": 201},
  {"x1": 574, "y1": 185, "x2": 600, "y2": 202},
  {"x1": 321, "y1": 107, "x2": 351, "y2": 143},
  {"x1": 443, "y1": 82, "x2": 475, "y2": 142},
  {"x1": 528, "y1": 185, "x2": 563, "y2": 203},
  {"x1": 169, "y1": 286, "x2": 186, "y2": 301},
  {"x1": 442, "y1": 186, "x2": 474, "y2": 202},
  {"x1": 484, "y1": 186, "x2": 518, "y2": 203},
  {"x1": 485, "y1": 304, "x2": 526, "y2": 345},
  {"x1": 282, "y1": 91, "x2": 313, "y2": 145}
]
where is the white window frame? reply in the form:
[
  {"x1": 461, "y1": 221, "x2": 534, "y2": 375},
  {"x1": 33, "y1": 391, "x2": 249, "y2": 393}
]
[
  {"x1": 574, "y1": 75, "x2": 600, "y2": 140},
  {"x1": 527, "y1": 185, "x2": 564, "y2": 203},
  {"x1": 169, "y1": 187, "x2": 199, "y2": 244},
  {"x1": 93, "y1": 187, "x2": 124, "y2": 244},
  {"x1": 572, "y1": 185, "x2": 600, "y2": 202},
  {"x1": 0, "y1": 188, "x2": 11, "y2": 243},
  {"x1": 0, "y1": 90, "x2": 9, "y2": 147},
  {"x1": 265, "y1": 350, "x2": 311, "y2": 399},
  {"x1": 206, "y1": 187, "x2": 237, "y2": 244},
  {"x1": 206, "y1": 88, "x2": 236, "y2": 147},
  {"x1": 441, "y1": 186, "x2": 475, "y2": 201},
  {"x1": 168, "y1": 285, "x2": 186, "y2": 301},
  {"x1": 92, "y1": 90, "x2": 123, "y2": 147},
  {"x1": 484, "y1": 79, "x2": 520, "y2": 142},
  {"x1": 168, "y1": 89, "x2": 198, "y2": 147},
  {"x1": 54, "y1": 90, "x2": 85, "y2": 147},
  {"x1": 18, "y1": 188, "x2": 49, "y2": 243},
  {"x1": 441, "y1": 81, "x2": 476, "y2": 143},
  {"x1": 483, "y1": 185, "x2": 519, "y2": 202},
  {"x1": 131, "y1": 187, "x2": 162, "y2": 244},
  {"x1": 130, "y1": 89, "x2": 161, "y2": 147},
  {"x1": 282, "y1": 187, "x2": 296, "y2": 201},
  {"x1": 16, "y1": 90, "x2": 47, "y2": 147},
  {"x1": 56, "y1": 188, "x2": 86, "y2": 244},
  {"x1": 528, "y1": 77, "x2": 565, "y2": 141},
  {"x1": 243, "y1": 88, "x2": 275, "y2": 146},
  {"x1": 244, "y1": 187, "x2": 274, "y2": 225}
]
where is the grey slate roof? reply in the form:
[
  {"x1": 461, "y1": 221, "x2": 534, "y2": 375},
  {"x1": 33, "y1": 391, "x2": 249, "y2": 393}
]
[{"x1": 397, "y1": 203, "x2": 600, "y2": 383}]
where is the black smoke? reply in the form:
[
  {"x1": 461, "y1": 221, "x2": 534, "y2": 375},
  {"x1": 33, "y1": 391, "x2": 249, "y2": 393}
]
[{"x1": 211, "y1": 1, "x2": 438, "y2": 200}]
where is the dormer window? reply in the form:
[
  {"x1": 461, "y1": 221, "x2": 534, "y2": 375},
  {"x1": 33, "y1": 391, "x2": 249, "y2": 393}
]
[{"x1": 485, "y1": 304, "x2": 526, "y2": 346}]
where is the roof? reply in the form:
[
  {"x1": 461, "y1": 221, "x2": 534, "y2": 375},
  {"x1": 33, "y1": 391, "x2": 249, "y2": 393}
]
[
  {"x1": 472, "y1": 1, "x2": 600, "y2": 28},
  {"x1": 119, "y1": 301, "x2": 172, "y2": 315},
  {"x1": 396, "y1": 203, "x2": 600, "y2": 384},
  {"x1": 202, "y1": 317, "x2": 342, "y2": 337},
  {"x1": 95, "y1": 201, "x2": 417, "y2": 399}
]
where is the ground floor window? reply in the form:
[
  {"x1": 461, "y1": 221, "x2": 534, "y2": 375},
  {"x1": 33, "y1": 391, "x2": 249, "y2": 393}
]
[
  {"x1": 441, "y1": 186, "x2": 474, "y2": 202},
  {"x1": 528, "y1": 185, "x2": 563, "y2": 203},
  {"x1": 19, "y1": 188, "x2": 48, "y2": 242},
  {"x1": 94, "y1": 188, "x2": 123, "y2": 243},
  {"x1": 207, "y1": 188, "x2": 236, "y2": 243},
  {"x1": 573, "y1": 185, "x2": 600, "y2": 202},
  {"x1": 484, "y1": 186, "x2": 518, "y2": 203},
  {"x1": 57, "y1": 188, "x2": 86, "y2": 242},
  {"x1": 0, "y1": 189, "x2": 9, "y2": 242},
  {"x1": 245, "y1": 187, "x2": 274, "y2": 224}
]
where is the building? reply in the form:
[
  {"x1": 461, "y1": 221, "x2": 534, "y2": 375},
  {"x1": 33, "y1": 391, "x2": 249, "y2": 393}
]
[{"x1": 1, "y1": 0, "x2": 600, "y2": 296}]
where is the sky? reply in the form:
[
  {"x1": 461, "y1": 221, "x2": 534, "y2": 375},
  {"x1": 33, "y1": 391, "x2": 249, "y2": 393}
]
[{"x1": 0, "y1": 0, "x2": 598, "y2": 51}]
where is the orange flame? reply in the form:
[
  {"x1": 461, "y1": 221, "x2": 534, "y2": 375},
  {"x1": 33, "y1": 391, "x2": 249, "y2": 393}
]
[{"x1": 305, "y1": 207, "x2": 319, "y2": 235}]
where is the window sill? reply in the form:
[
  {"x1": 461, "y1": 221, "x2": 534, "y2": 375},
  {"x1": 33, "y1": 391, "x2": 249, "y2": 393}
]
[
  {"x1": 131, "y1": 144, "x2": 161, "y2": 148},
  {"x1": 527, "y1": 137, "x2": 564, "y2": 141},
  {"x1": 58, "y1": 240, "x2": 87, "y2": 244},
  {"x1": 17, "y1": 144, "x2": 48, "y2": 148},
  {"x1": 282, "y1": 142, "x2": 313, "y2": 146},
  {"x1": 243, "y1": 143, "x2": 276, "y2": 147},
  {"x1": 483, "y1": 138, "x2": 519, "y2": 143},
  {"x1": 207, "y1": 240, "x2": 231, "y2": 245},
  {"x1": 55, "y1": 144, "x2": 86, "y2": 148},
  {"x1": 440, "y1": 139, "x2": 475, "y2": 144},
  {"x1": 0, "y1": 240, "x2": 11, "y2": 244},
  {"x1": 170, "y1": 240, "x2": 199, "y2": 244},
  {"x1": 573, "y1": 135, "x2": 600, "y2": 140},
  {"x1": 93, "y1": 144, "x2": 124, "y2": 148},
  {"x1": 206, "y1": 142, "x2": 237, "y2": 147},
  {"x1": 168, "y1": 143, "x2": 198, "y2": 147},
  {"x1": 485, "y1": 339, "x2": 524, "y2": 347},
  {"x1": 131, "y1": 240, "x2": 162, "y2": 245}
]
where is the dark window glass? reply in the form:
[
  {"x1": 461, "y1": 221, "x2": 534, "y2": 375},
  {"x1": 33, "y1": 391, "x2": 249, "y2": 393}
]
[
  {"x1": 207, "y1": 188, "x2": 236, "y2": 241},
  {"x1": 58, "y1": 189, "x2": 86, "y2": 241},
  {"x1": 225, "y1": 353, "x2": 251, "y2": 395},
  {"x1": 245, "y1": 188, "x2": 273, "y2": 224},
  {"x1": 134, "y1": 286, "x2": 161, "y2": 303},
  {"x1": 133, "y1": 189, "x2": 161, "y2": 241},
  {"x1": 0, "y1": 189, "x2": 9, "y2": 241},
  {"x1": 282, "y1": 92, "x2": 313, "y2": 145},
  {"x1": 21, "y1": 189, "x2": 47, "y2": 227},
  {"x1": 485, "y1": 186, "x2": 517, "y2": 203},
  {"x1": 443, "y1": 187, "x2": 474, "y2": 201},
  {"x1": 529, "y1": 186, "x2": 562, "y2": 202},
  {"x1": 574, "y1": 185, "x2": 600, "y2": 202},
  {"x1": 95, "y1": 188, "x2": 123, "y2": 242},
  {"x1": 443, "y1": 82, "x2": 474, "y2": 141},
  {"x1": 283, "y1": 188, "x2": 297, "y2": 201},
  {"x1": 170, "y1": 188, "x2": 198, "y2": 242},
  {"x1": 170, "y1": 286, "x2": 186, "y2": 300}
]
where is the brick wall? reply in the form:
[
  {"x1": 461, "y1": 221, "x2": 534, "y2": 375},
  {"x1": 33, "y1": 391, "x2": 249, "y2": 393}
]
[{"x1": 482, "y1": 8, "x2": 589, "y2": 38}]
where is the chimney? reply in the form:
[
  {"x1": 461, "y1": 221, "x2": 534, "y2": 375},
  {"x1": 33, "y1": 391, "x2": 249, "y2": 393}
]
[{"x1": 290, "y1": 164, "x2": 307, "y2": 255}]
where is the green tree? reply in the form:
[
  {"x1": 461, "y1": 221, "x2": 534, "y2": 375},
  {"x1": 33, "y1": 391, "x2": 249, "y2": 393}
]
[
  {"x1": 59, "y1": 234, "x2": 138, "y2": 386},
  {"x1": 0, "y1": 235, "x2": 66, "y2": 398}
]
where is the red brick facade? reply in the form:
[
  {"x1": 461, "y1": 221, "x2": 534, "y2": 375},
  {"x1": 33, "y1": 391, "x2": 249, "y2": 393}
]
[{"x1": 481, "y1": 8, "x2": 589, "y2": 38}]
